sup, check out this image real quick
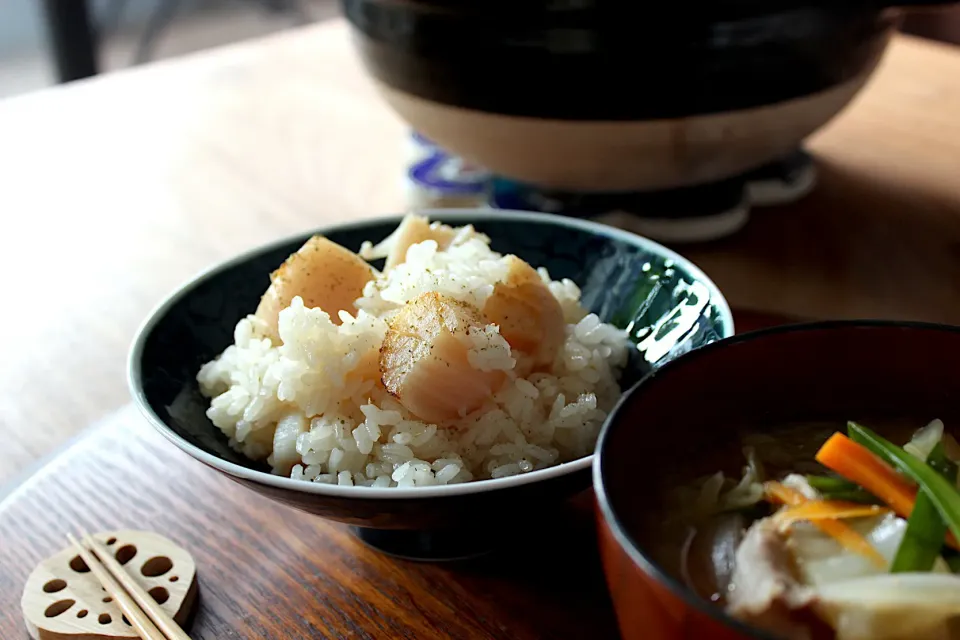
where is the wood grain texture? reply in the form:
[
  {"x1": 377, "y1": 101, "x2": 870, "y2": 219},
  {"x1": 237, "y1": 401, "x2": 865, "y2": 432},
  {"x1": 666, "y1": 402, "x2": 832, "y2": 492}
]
[
  {"x1": 2, "y1": 20, "x2": 960, "y2": 488},
  {"x1": 686, "y1": 35, "x2": 960, "y2": 324},
  {"x1": 0, "y1": 405, "x2": 619, "y2": 640}
]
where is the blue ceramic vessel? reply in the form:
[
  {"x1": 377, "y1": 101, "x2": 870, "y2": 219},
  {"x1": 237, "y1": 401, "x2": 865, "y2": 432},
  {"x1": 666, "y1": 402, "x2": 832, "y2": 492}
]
[{"x1": 129, "y1": 209, "x2": 733, "y2": 560}]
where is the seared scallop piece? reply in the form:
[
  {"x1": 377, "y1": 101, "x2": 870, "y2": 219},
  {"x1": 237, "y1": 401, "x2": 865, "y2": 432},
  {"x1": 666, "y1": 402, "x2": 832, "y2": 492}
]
[
  {"x1": 380, "y1": 292, "x2": 507, "y2": 424},
  {"x1": 255, "y1": 235, "x2": 375, "y2": 342},
  {"x1": 382, "y1": 214, "x2": 457, "y2": 270},
  {"x1": 483, "y1": 255, "x2": 565, "y2": 371}
]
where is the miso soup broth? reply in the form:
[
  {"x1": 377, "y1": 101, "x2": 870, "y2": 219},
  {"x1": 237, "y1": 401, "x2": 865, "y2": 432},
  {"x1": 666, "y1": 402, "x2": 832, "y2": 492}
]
[{"x1": 633, "y1": 418, "x2": 960, "y2": 640}]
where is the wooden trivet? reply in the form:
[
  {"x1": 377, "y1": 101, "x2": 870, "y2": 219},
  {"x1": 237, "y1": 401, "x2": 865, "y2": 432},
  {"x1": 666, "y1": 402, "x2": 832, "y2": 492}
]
[{"x1": 21, "y1": 530, "x2": 198, "y2": 639}]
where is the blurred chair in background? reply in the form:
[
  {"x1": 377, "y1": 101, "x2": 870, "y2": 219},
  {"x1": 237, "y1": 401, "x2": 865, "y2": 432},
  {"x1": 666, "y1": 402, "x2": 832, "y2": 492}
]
[
  {"x1": 105, "y1": 0, "x2": 311, "y2": 65},
  {"x1": 40, "y1": 0, "x2": 314, "y2": 83},
  {"x1": 40, "y1": 0, "x2": 98, "y2": 82}
]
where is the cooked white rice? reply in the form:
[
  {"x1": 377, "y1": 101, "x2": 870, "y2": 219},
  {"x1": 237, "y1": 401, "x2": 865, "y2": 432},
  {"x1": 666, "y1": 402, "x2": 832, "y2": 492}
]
[{"x1": 197, "y1": 221, "x2": 630, "y2": 488}]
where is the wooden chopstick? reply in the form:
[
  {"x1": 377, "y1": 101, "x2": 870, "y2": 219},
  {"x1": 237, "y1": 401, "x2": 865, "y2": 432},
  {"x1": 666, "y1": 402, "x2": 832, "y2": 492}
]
[
  {"x1": 80, "y1": 532, "x2": 193, "y2": 640},
  {"x1": 66, "y1": 533, "x2": 167, "y2": 640}
]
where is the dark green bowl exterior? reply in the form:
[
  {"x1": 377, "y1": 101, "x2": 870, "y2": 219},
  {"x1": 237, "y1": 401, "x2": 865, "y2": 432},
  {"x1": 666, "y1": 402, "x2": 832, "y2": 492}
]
[{"x1": 131, "y1": 210, "x2": 731, "y2": 531}]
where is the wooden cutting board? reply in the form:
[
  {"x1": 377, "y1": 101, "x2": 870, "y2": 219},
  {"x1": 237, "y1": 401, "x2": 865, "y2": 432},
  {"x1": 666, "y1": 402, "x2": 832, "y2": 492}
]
[{"x1": 0, "y1": 308, "x2": 793, "y2": 639}]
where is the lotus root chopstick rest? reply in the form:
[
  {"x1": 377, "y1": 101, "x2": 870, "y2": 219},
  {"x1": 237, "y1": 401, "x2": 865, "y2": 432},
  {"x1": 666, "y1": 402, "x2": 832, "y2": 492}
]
[{"x1": 21, "y1": 529, "x2": 198, "y2": 639}]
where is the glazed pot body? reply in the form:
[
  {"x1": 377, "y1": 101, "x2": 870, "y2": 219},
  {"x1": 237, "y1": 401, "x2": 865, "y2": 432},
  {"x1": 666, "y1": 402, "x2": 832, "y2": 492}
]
[{"x1": 344, "y1": 1, "x2": 899, "y2": 191}]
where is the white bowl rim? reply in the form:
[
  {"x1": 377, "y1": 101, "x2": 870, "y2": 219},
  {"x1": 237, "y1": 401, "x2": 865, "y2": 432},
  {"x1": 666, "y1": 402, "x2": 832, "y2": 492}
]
[{"x1": 128, "y1": 207, "x2": 735, "y2": 500}]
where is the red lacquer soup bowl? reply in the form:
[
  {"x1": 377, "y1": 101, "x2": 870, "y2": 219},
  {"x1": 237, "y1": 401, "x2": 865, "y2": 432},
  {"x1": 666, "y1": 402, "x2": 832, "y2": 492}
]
[{"x1": 593, "y1": 321, "x2": 960, "y2": 640}]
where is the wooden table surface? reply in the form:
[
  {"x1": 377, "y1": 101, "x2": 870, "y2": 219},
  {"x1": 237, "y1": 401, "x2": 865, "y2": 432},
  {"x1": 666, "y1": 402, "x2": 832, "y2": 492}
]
[
  {"x1": 0, "y1": 405, "x2": 620, "y2": 640},
  {"x1": 0, "y1": 310, "x2": 787, "y2": 640},
  {"x1": 2, "y1": 15, "x2": 960, "y2": 640},
  {"x1": 1, "y1": 19, "x2": 960, "y2": 496}
]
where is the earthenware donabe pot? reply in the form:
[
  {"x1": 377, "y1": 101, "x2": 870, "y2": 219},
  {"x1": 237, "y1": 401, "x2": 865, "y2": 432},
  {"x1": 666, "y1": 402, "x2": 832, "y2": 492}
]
[{"x1": 343, "y1": 0, "x2": 957, "y2": 192}]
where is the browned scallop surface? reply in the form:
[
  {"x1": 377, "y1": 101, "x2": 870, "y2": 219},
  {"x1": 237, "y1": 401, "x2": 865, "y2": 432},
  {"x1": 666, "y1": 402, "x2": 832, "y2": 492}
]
[
  {"x1": 483, "y1": 255, "x2": 565, "y2": 372},
  {"x1": 380, "y1": 292, "x2": 505, "y2": 423},
  {"x1": 254, "y1": 235, "x2": 375, "y2": 342}
]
